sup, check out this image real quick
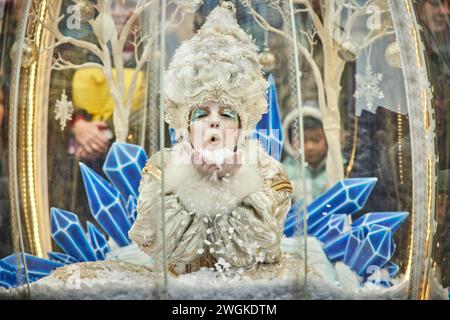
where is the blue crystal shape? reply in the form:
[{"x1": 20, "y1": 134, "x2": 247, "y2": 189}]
[
  {"x1": 126, "y1": 195, "x2": 138, "y2": 223},
  {"x1": 47, "y1": 252, "x2": 78, "y2": 265},
  {"x1": 343, "y1": 226, "x2": 368, "y2": 265},
  {"x1": 0, "y1": 260, "x2": 16, "y2": 288},
  {"x1": 2, "y1": 253, "x2": 63, "y2": 283},
  {"x1": 349, "y1": 224, "x2": 395, "y2": 277},
  {"x1": 307, "y1": 178, "x2": 377, "y2": 232},
  {"x1": 383, "y1": 261, "x2": 400, "y2": 278},
  {"x1": 87, "y1": 222, "x2": 110, "y2": 260},
  {"x1": 253, "y1": 74, "x2": 283, "y2": 161},
  {"x1": 170, "y1": 128, "x2": 177, "y2": 145},
  {"x1": 323, "y1": 232, "x2": 351, "y2": 262},
  {"x1": 80, "y1": 163, "x2": 131, "y2": 247},
  {"x1": 51, "y1": 208, "x2": 97, "y2": 262},
  {"x1": 314, "y1": 214, "x2": 349, "y2": 243},
  {"x1": 351, "y1": 212, "x2": 409, "y2": 234},
  {"x1": 368, "y1": 279, "x2": 393, "y2": 288},
  {"x1": 103, "y1": 142, "x2": 148, "y2": 200}
]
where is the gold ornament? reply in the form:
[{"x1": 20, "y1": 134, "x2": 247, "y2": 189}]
[
  {"x1": 20, "y1": 38, "x2": 39, "y2": 68},
  {"x1": 337, "y1": 40, "x2": 358, "y2": 62},
  {"x1": 75, "y1": 0, "x2": 96, "y2": 22},
  {"x1": 385, "y1": 41, "x2": 402, "y2": 69},
  {"x1": 259, "y1": 48, "x2": 277, "y2": 72}
]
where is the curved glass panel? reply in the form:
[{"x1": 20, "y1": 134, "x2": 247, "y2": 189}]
[
  {"x1": 414, "y1": 0, "x2": 450, "y2": 295},
  {"x1": 0, "y1": 0, "x2": 444, "y2": 300},
  {"x1": 0, "y1": 0, "x2": 32, "y2": 297},
  {"x1": 285, "y1": 0, "x2": 415, "y2": 296}
]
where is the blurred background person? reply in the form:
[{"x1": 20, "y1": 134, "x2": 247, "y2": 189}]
[{"x1": 282, "y1": 106, "x2": 328, "y2": 203}]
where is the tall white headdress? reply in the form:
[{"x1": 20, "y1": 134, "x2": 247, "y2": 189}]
[{"x1": 163, "y1": 1, "x2": 268, "y2": 133}]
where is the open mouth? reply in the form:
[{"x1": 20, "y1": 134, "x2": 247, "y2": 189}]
[{"x1": 207, "y1": 132, "x2": 222, "y2": 145}]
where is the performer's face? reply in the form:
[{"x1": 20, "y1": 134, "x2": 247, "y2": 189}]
[{"x1": 188, "y1": 101, "x2": 240, "y2": 152}]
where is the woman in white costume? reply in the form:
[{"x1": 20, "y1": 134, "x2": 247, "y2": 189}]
[{"x1": 128, "y1": 1, "x2": 293, "y2": 275}]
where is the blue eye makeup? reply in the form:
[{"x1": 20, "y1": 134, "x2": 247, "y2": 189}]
[
  {"x1": 221, "y1": 108, "x2": 238, "y2": 122},
  {"x1": 190, "y1": 108, "x2": 209, "y2": 122}
]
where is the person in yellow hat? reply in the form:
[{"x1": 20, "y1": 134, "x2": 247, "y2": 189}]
[{"x1": 69, "y1": 0, "x2": 144, "y2": 161}]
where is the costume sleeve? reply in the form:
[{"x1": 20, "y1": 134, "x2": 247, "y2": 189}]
[
  {"x1": 128, "y1": 153, "x2": 209, "y2": 273},
  {"x1": 128, "y1": 155, "x2": 163, "y2": 256}
]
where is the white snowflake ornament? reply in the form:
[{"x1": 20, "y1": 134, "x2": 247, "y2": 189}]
[
  {"x1": 54, "y1": 90, "x2": 74, "y2": 130},
  {"x1": 354, "y1": 64, "x2": 384, "y2": 109}
]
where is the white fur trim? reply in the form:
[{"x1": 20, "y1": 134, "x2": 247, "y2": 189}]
[{"x1": 164, "y1": 143, "x2": 264, "y2": 217}]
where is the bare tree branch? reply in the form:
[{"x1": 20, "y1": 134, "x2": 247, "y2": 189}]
[
  {"x1": 342, "y1": 0, "x2": 372, "y2": 39},
  {"x1": 361, "y1": 28, "x2": 395, "y2": 50},
  {"x1": 39, "y1": 6, "x2": 104, "y2": 62},
  {"x1": 118, "y1": 0, "x2": 154, "y2": 49},
  {"x1": 293, "y1": 0, "x2": 326, "y2": 44},
  {"x1": 52, "y1": 52, "x2": 104, "y2": 70},
  {"x1": 240, "y1": 0, "x2": 292, "y2": 42},
  {"x1": 126, "y1": 36, "x2": 153, "y2": 107},
  {"x1": 297, "y1": 41, "x2": 327, "y2": 112}
]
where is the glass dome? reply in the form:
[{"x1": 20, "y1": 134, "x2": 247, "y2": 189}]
[{"x1": 0, "y1": 0, "x2": 447, "y2": 300}]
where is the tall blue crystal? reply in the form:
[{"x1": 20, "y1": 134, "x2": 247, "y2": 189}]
[
  {"x1": 253, "y1": 74, "x2": 283, "y2": 161},
  {"x1": 51, "y1": 208, "x2": 97, "y2": 262},
  {"x1": 2, "y1": 253, "x2": 63, "y2": 283},
  {"x1": 349, "y1": 224, "x2": 395, "y2": 277},
  {"x1": 314, "y1": 214, "x2": 349, "y2": 243},
  {"x1": 47, "y1": 252, "x2": 78, "y2": 265},
  {"x1": 170, "y1": 128, "x2": 177, "y2": 145},
  {"x1": 80, "y1": 163, "x2": 131, "y2": 247},
  {"x1": 323, "y1": 232, "x2": 351, "y2": 262},
  {"x1": 87, "y1": 222, "x2": 110, "y2": 260},
  {"x1": 307, "y1": 178, "x2": 377, "y2": 232},
  {"x1": 351, "y1": 212, "x2": 409, "y2": 233},
  {"x1": 383, "y1": 261, "x2": 400, "y2": 278},
  {"x1": 0, "y1": 260, "x2": 16, "y2": 288},
  {"x1": 102, "y1": 142, "x2": 148, "y2": 200},
  {"x1": 343, "y1": 226, "x2": 368, "y2": 265},
  {"x1": 126, "y1": 195, "x2": 138, "y2": 224}
]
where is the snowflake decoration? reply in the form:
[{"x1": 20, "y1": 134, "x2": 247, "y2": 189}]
[
  {"x1": 354, "y1": 64, "x2": 384, "y2": 109},
  {"x1": 54, "y1": 90, "x2": 74, "y2": 131}
]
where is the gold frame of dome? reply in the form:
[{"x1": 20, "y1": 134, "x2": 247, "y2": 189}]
[
  {"x1": 8, "y1": 0, "x2": 59, "y2": 258},
  {"x1": 6, "y1": 0, "x2": 439, "y2": 300},
  {"x1": 388, "y1": 0, "x2": 436, "y2": 299}
]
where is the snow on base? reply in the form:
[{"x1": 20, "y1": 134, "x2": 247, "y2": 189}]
[
  {"x1": 0, "y1": 237, "x2": 416, "y2": 300},
  {"x1": 0, "y1": 255, "x2": 410, "y2": 300}
]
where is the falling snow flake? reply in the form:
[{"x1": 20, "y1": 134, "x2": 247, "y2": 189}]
[{"x1": 354, "y1": 64, "x2": 384, "y2": 109}]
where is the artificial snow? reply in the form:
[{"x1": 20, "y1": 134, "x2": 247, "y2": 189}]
[{"x1": 0, "y1": 237, "x2": 413, "y2": 300}]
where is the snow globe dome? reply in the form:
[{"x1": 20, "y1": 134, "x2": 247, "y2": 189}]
[{"x1": 0, "y1": 0, "x2": 447, "y2": 300}]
